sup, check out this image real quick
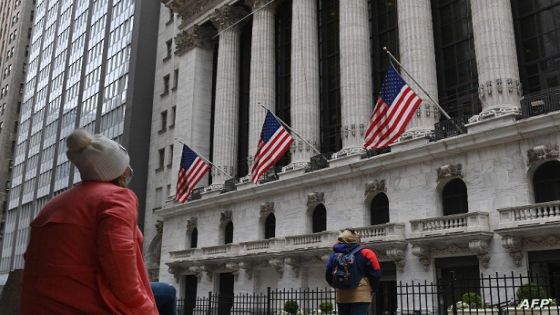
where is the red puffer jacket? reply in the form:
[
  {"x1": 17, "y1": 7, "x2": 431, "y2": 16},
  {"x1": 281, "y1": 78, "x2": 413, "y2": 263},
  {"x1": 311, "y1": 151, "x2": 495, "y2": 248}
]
[{"x1": 21, "y1": 181, "x2": 158, "y2": 315}]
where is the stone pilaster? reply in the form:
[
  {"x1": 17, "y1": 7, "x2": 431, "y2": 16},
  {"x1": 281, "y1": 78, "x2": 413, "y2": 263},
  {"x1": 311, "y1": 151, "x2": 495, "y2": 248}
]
[
  {"x1": 284, "y1": 0, "x2": 320, "y2": 171},
  {"x1": 469, "y1": 0, "x2": 521, "y2": 123},
  {"x1": 248, "y1": 1, "x2": 276, "y2": 170},
  {"x1": 170, "y1": 25, "x2": 215, "y2": 198},
  {"x1": 398, "y1": 0, "x2": 439, "y2": 140},
  {"x1": 209, "y1": 5, "x2": 247, "y2": 187},
  {"x1": 333, "y1": 0, "x2": 372, "y2": 159}
]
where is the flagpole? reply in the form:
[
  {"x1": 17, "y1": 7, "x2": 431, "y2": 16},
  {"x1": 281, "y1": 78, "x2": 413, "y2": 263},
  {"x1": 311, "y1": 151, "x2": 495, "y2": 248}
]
[
  {"x1": 174, "y1": 138, "x2": 233, "y2": 178},
  {"x1": 258, "y1": 104, "x2": 327, "y2": 161}
]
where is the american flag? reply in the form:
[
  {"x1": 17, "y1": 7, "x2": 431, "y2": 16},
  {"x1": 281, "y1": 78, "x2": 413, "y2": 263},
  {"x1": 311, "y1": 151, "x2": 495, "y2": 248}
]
[
  {"x1": 251, "y1": 111, "x2": 294, "y2": 184},
  {"x1": 364, "y1": 65, "x2": 423, "y2": 149},
  {"x1": 176, "y1": 145, "x2": 210, "y2": 203}
]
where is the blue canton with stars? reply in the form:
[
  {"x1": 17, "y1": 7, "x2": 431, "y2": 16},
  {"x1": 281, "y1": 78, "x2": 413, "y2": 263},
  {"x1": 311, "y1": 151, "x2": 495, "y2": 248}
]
[
  {"x1": 181, "y1": 145, "x2": 198, "y2": 169},
  {"x1": 379, "y1": 65, "x2": 406, "y2": 106},
  {"x1": 260, "y1": 111, "x2": 282, "y2": 142}
]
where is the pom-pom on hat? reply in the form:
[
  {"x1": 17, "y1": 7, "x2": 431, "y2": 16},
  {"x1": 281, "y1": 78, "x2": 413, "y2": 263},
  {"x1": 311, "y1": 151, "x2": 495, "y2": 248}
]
[{"x1": 66, "y1": 129, "x2": 130, "y2": 181}]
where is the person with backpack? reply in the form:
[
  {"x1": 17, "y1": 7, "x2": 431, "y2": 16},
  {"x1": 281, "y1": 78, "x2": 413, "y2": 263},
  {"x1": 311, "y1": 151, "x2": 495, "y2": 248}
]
[{"x1": 325, "y1": 228, "x2": 382, "y2": 315}]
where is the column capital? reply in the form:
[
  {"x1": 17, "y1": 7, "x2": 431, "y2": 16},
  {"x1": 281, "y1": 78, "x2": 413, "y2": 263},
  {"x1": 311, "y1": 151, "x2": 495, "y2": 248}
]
[
  {"x1": 175, "y1": 25, "x2": 216, "y2": 56},
  {"x1": 246, "y1": 0, "x2": 277, "y2": 11},
  {"x1": 210, "y1": 5, "x2": 248, "y2": 32}
]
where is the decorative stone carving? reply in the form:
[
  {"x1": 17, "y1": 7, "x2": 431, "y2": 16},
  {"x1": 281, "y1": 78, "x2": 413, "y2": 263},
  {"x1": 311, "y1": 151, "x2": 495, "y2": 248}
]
[
  {"x1": 386, "y1": 246, "x2": 406, "y2": 271},
  {"x1": 524, "y1": 235, "x2": 560, "y2": 249},
  {"x1": 175, "y1": 25, "x2": 215, "y2": 56},
  {"x1": 238, "y1": 262, "x2": 253, "y2": 279},
  {"x1": 225, "y1": 262, "x2": 239, "y2": 271},
  {"x1": 501, "y1": 235, "x2": 523, "y2": 267},
  {"x1": 306, "y1": 192, "x2": 325, "y2": 208},
  {"x1": 260, "y1": 201, "x2": 274, "y2": 217},
  {"x1": 527, "y1": 144, "x2": 559, "y2": 166},
  {"x1": 209, "y1": 5, "x2": 248, "y2": 31},
  {"x1": 220, "y1": 210, "x2": 232, "y2": 225},
  {"x1": 436, "y1": 164, "x2": 463, "y2": 181},
  {"x1": 246, "y1": 0, "x2": 273, "y2": 9},
  {"x1": 469, "y1": 239, "x2": 491, "y2": 269},
  {"x1": 365, "y1": 179, "x2": 386, "y2": 196},
  {"x1": 268, "y1": 258, "x2": 284, "y2": 273},
  {"x1": 285, "y1": 257, "x2": 301, "y2": 277},
  {"x1": 186, "y1": 217, "x2": 197, "y2": 232},
  {"x1": 411, "y1": 245, "x2": 430, "y2": 271},
  {"x1": 163, "y1": 0, "x2": 225, "y2": 29}
]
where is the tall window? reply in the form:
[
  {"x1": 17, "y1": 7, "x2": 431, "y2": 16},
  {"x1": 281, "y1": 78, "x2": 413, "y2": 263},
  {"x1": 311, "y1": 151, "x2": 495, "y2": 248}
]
[
  {"x1": 442, "y1": 178, "x2": 468, "y2": 215},
  {"x1": 190, "y1": 228, "x2": 198, "y2": 248},
  {"x1": 533, "y1": 161, "x2": 560, "y2": 203},
  {"x1": 318, "y1": 0, "x2": 341, "y2": 155},
  {"x1": 432, "y1": 0, "x2": 480, "y2": 119},
  {"x1": 237, "y1": 19, "x2": 252, "y2": 178},
  {"x1": 264, "y1": 213, "x2": 276, "y2": 239},
  {"x1": 312, "y1": 204, "x2": 327, "y2": 233},
  {"x1": 275, "y1": 0, "x2": 292, "y2": 170},
  {"x1": 369, "y1": 0, "x2": 399, "y2": 95},
  {"x1": 224, "y1": 221, "x2": 234, "y2": 244},
  {"x1": 512, "y1": 0, "x2": 560, "y2": 93},
  {"x1": 370, "y1": 193, "x2": 389, "y2": 225}
]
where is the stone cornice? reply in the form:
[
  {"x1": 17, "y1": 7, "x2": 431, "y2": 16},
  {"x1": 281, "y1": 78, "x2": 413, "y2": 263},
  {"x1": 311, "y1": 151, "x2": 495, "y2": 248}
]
[
  {"x1": 162, "y1": 0, "x2": 227, "y2": 29},
  {"x1": 156, "y1": 111, "x2": 560, "y2": 219},
  {"x1": 209, "y1": 5, "x2": 249, "y2": 31}
]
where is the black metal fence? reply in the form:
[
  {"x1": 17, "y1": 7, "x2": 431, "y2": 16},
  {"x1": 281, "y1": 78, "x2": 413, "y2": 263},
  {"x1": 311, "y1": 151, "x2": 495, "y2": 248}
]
[
  {"x1": 519, "y1": 87, "x2": 560, "y2": 119},
  {"x1": 178, "y1": 273, "x2": 560, "y2": 315}
]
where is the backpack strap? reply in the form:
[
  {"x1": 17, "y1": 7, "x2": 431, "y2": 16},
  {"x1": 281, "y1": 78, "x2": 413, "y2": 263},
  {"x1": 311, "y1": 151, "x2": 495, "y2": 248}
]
[{"x1": 349, "y1": 245, "x2": 363, "y2": 256}]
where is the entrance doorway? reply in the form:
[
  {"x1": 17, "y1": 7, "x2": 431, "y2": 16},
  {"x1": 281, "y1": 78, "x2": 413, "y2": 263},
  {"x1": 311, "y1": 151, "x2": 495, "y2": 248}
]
[
  {"x1": 183, "y1": 275, "x2": 197, "y2": 315},
  {"x1": 435, "y1": 256, "x2": 480, "y2": 314},
  {"x1": 217, "y1": 273, "x2": 234, "y2": 315},
  {"x1": 529, "y1": 250, "x2": 560, "y2": 300},
  {"x1": 376, "y1": 262, "x2": 397, "y2": 314}
]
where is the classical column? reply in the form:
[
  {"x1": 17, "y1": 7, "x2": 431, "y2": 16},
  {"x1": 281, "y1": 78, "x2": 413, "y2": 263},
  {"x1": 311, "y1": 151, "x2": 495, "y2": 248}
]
[
  {"x1": 248, "y1": 0, "x2": 276, "y2": 171},
  {"x1": 398, "y1": 0, "x2": 439, "y2": 140},
  {"x1": 469, "y1": 0, "x2": 521, "y2": 123},
  {"x1": 333, "y1": 0, "x2": 372, "y2": 158},
  {"x1": 284, "y1": 0, "x2": 320, "y2": 171},
  {"x1": 209, "y1": 5, "x2": 247, "y2": 188},
  {"x1": 169, "y1": 25, "x2": 215, "y2": 198}
]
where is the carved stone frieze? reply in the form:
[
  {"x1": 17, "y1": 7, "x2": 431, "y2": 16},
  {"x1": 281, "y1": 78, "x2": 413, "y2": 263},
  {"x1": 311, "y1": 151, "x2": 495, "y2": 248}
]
[
  {"x1": 175, "y1": 25, "x2": 216, "y2": 56},
  {"x1": 524, "y1": 235, "x2": 560, "y2": 249},
  {"x1": 527, "y1": 144, "x2": 560, "y2": 166},
  {"x1": 186, "y1": 217, "x2": 197, "y2": 232},
  {"x1": 436, "y1": 163, "x2": 463, "y2": 181},
  {"x1": 365, "y1": 179, "x2": 386, "y2": 196},
  {"x1": 260, "y1": 201, "x2": 274, "y2": 217},
  {"x1": 306, "y1": 192, "x2": 325, "y2": 208},
  {"x1": 220, "y1": 210, "x2": 233, "y2": 225},
  {"x1": 209, "y1": 5, "x2": 248, "y2": 31}
]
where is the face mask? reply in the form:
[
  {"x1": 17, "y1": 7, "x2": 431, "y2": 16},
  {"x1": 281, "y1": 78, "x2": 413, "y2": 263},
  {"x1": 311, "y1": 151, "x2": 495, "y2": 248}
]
[{"x1": 126, "y1": 167, "x2": 134, "y2": 186}]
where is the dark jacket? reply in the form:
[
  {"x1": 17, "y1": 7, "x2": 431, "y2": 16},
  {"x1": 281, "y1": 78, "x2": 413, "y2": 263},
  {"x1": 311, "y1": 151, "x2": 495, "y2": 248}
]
[{"x1": 325, "y1": 243, "x2": 381, "y2": 303}]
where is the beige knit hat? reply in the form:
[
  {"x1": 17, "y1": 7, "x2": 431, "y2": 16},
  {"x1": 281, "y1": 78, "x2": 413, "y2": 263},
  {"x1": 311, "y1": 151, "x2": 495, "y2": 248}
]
[
  {"x1": 66, "y1": 129, "x2": 130, "y2": 181},
  {"x1": 338, "y1": 229, "x2": 361, "y2": 243}
]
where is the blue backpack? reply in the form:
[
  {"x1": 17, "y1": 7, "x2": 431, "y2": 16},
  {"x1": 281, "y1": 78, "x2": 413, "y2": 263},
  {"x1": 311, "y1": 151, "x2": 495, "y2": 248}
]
[{"x1": 331, "y1": 246, "x2": 364, "y2": 289}]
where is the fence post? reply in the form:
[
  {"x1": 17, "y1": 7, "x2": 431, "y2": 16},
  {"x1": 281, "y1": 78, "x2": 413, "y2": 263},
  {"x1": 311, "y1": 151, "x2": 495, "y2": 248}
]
[
  {"x1": 207, "y1": 291, "x2": 212, "y2": 315},
  {"x1": 450, "y1": 272, "x2": 457, "y2": 315},
  {"x1": 267, "y1": 287, "x2": 271, "y2": 315}
]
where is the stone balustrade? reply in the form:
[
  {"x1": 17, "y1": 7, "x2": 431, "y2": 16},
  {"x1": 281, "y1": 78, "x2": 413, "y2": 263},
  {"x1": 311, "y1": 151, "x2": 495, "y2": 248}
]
[
  {"x1": 240, "y1": 238, "x2": 285, "y2": 253},
  {"x1": 498, "y1": 201, "x2": 560, "y2": 229},
  {"x1": 409, "y1": 212, "x2": 490, "y2": 238},
  {"x1": 202, "y1": 244, "x2": 239, "y2": 256},
  {"x1": 169, "y1": 248, "x2": 199, "y2": 259},
  {"x1": 285, "y1": 231, "x2": 338, "y2": 248},
  {"x1": 354, "y1": 223, "x2": 406, "y2": 243}
]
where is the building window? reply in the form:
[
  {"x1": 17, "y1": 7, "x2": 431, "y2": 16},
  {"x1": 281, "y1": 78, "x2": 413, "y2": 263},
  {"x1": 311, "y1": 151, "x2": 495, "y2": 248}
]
[
  {"x1": 442, "y1": 178, "x2": 469, "y2": 215},
  {"x1": 274, "y1": 0, "x2": 292, "y2": 170},
  {"x1": 190, "y1": 228, "x2": 198, "y2": 248},
  {"x1": 173, "y1": 69, "x2": 179, "y2": 90},
  {"x1": 432, "y1": 0, "x2": 480, "y2": 119},
  {"x1": 370, "y1": 193, "x2": 389, "y2": 225},
  {"x1": 533, "y1": 160, "x2": 560, "y2": 203},
  {"x1": 237, "y1": 19, "x2": 252, "y2": 178},
  {"x1": 312, "y1": 204, "x2": 327, "y2": 233},
  {"x1": 165, "y1": 39, "x2": 172, "y2": 60},
  {"x1": 170, "y1": 106, "x2": 176, "y2": 128},
  {"x1": 167, "y1": 145, "x2": 173, "y2": 168},
  {"x1": 369, "y1": 0, "x2": 399, "y2": 94},
  {"x1": 512, "y1": 0, "x2": 560, "y2": 93},
  {"x1": 318, "y1": 0, "x2": 341, "y2": 155},
  {"x1": 157, "y1": 148, "x2": 165, "y2": 171},
  {"x1": 224, "y1": 221, "x2": 233, "y2": 244},
  {"x1": 154, "y1": 187, "x2": 163, "y2": 210},
  {"x1": 160, "y1": 110, "x2": 167, "y2": 132},
  {"x1": 264, "y1": 213, "x2": 276, "y2": 239},
  {"x1": 162, "y1": 75, "x2": 170, "y2": 95}
]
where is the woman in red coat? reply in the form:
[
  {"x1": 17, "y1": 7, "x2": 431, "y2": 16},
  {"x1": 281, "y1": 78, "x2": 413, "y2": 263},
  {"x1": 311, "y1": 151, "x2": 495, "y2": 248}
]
[{"x1": 21, "y1": 129, "x2": 158, "y2": 315}]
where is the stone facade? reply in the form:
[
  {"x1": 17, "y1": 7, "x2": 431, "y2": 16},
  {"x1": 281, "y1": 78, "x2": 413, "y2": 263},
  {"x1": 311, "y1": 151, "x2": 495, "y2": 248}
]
[{"x1": 154, "y1": 0, "x2": 560, "y2": 302}]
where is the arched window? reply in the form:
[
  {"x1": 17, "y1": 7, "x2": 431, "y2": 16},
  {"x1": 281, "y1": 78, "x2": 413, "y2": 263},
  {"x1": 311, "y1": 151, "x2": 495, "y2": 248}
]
[
  {"x1": 224, "y1": 221, "x2": 233, "y2": 244},
  {"x1": 370, "y1": 193, "x2": 389, "y2": 225},
  {"x1": 190, "y1": 228, "x2": 198, "y2": 249},
  {"x1": 533, "y1": 161, "x2": 560, "y2": 203},
  {"x1": 312, "y1": 204, "x2": 327, "y2": 233},
  {"x1": 264, "y1": 213, "x2": 276, "y2": 239},
  {"x1": 442, "y1": 179, "x2": 468, "y2": 215}
]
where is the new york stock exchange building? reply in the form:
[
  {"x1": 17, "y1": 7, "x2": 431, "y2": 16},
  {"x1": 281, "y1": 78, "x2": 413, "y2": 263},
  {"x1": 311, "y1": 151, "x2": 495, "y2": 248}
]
[{"x1": 149, "y1": 0, "x2": 560, "y2": 313}]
